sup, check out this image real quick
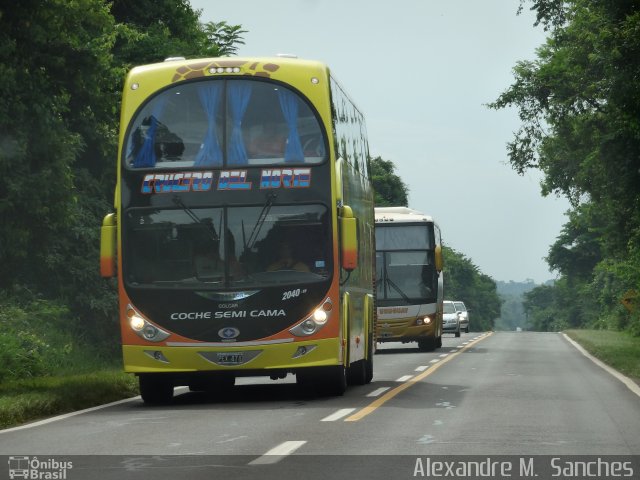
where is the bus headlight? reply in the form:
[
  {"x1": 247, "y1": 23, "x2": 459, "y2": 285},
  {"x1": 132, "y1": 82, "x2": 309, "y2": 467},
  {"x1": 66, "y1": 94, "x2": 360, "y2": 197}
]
[
  {"x1": 416, "y1": 315, "x2": 433, "y2": 326},
  {"x1": 130, "y1": 314, "x2": 145, "y2": 331},
  {"x1": 289, "y1": 298, "x2": 332, "y2": 337},
  {"x1": 127, "y1": 305, "x2": 170, "y2": 342},
  {"x1": 313, "y1": 308, "x2": 328, "y2": 324}
]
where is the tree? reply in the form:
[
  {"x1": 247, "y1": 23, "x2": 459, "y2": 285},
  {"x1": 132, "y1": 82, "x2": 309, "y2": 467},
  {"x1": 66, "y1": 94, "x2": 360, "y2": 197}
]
[
  {"x1": 442, "y1": 247, "x2": 502, "y2": 332},
  {"x1": 370, "y1": 156, "x2": 409, "y2": 206},
  {"x1": 490, "y1": 0, "x2": 640, "y2": 334},
  {"x1": 0, "y1": 0, "x2": 246, "y2": 347}
]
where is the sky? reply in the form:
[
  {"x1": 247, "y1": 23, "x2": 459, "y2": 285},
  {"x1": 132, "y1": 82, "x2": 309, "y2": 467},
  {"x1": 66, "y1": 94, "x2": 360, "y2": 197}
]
[{"x1": 190, "y1": 0, "x2": 570, "y2": 284}]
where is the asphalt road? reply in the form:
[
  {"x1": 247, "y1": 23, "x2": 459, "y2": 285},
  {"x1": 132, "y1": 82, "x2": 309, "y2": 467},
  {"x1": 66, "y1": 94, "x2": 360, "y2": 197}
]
[{"x1": 1, "y1": 332, "x2": 639, "y2": 479}]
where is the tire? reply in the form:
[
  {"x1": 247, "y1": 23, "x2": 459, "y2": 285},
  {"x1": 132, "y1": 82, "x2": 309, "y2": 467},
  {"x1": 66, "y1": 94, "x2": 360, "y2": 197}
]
[
  {"x1": 455, "y1": 329, "x2": 461, "y2": 338},
  {"x1": 297, "y1": 366, "x2": 347, "y2": 396},
  {"x1": 347, "y1": 359, "x2": 367, "y2": 386},
  {"x1": 364, "y1": 333, "x2": 374, "y2": 384},
  {"x1": 325, "y1": 365, "x2": 348, "y2": 396},
  {"x1": 418, "y1": 338, "x2": 436, "y2": 352},
  {"x1": 139, "y1": 375, "x2": 173, "y2": 405},
  {"x1": 465, "y1": 326, "x2": 469, "y2": 333},
  {"x1": 436, "y1": 335, "x2": 442, "y2": 348}
]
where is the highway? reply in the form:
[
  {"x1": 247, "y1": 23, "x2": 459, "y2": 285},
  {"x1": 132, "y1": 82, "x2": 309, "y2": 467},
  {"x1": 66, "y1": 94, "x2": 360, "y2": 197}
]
[{"x1": 1, "y1": 332, "x2": 639, "y2": 479}]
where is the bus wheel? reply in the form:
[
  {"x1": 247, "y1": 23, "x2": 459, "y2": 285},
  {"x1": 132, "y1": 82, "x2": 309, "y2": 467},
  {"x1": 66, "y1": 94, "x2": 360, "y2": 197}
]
[
  {"x1": 325, "y1": 365, "x2": 348, "y2": 396},
  {"x1": 418, "y1": 338, "x2": 436, "y2": 352},
  {"x1": 365, "y1": 333, "x2": 374, "y2": 383},
  {"x1": 297, "y1": 366, "x2": 346, "y2": 396},
  {"x1": 139, "y1": 375, "x2": 173, "y2": 405},
  {"x1": 347, "y1": 359, "x2": 367, "y2": 386}
]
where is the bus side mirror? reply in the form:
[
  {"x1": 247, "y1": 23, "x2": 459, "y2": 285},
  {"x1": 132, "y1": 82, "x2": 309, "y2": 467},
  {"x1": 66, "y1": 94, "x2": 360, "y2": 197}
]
[
  {"x1": 100, "y1": 213, "x2": 117, "y2": 278},
  {"x1": 340, "y1": 205, "x2": 358, "y2": 271},
  {"x1": 435, "y1": 244, "x2": 443, "y2": 273}
]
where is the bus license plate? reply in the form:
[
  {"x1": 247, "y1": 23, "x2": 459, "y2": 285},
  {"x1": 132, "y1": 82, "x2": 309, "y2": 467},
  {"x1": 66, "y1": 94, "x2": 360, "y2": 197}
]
[{"x1": 217, "y1": 353, "x2": 244, "y2": 365}]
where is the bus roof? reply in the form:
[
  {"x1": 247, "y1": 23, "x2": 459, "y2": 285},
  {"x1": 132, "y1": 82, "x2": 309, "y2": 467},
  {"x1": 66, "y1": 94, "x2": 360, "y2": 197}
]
[
  {"x1": 374, "y1": 207, "x2": 435, "y2": 224},
  {"x1": 127, "y1": 56, "x2": 330, "y2": 83}
]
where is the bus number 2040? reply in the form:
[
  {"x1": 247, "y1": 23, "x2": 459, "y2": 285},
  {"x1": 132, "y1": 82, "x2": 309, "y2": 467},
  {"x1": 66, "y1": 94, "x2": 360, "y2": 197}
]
[{"x1": 282, "y1": 289, "x2": 306, "y2": 301}]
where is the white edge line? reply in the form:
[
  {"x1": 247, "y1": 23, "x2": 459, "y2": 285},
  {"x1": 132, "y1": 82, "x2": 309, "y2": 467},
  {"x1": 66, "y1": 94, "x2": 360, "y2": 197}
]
[
  {"x1": 0, "y1": 386, "x2": 188, "y2": 434},
  {"x1": 562, "y1": 333, "x2": 640, "y2": 398},
  {"x1": 321, "y1": 408, "x2": 356, "y2": 422},
  {"x1": 0, "y1": 395, "x2": 140, "y2": 434},
  {"x1": 249, "y1": 441, "x2": 307, "y2": 465}
]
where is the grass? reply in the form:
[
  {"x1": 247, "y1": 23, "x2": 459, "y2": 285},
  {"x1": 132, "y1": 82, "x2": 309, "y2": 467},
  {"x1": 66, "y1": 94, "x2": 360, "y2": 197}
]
[
  {"x1": 565, "y1": 329, "x2": 640, "y2": 382},
  {"x1": 0, "y1": 370, "x2": 138, "y2": 429}
]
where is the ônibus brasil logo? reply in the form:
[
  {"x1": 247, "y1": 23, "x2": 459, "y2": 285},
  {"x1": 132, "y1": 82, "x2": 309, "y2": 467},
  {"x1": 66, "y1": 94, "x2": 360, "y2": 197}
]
[{"x1": 8, "y1": 456, "x2": 73, "y2": 479}]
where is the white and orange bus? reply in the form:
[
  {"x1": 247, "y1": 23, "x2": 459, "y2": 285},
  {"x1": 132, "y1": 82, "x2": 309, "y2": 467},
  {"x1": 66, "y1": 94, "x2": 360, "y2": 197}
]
[
  {"x1": 374, "y1": 207, "x2": 444, "y2": 351},
  {"x1": 100, "y1": 56, "x2": 375, "y2": 403}
]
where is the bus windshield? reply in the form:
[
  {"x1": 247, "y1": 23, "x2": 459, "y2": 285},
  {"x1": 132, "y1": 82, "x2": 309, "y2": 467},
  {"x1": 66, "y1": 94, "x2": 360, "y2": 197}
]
[
  {"x1": 124, "y1": 204, "x2": 332, "y2": 288},
  {"x1": 375, "y1": 224, "x2": 436, "y2": 304},
  {"x1": 124, "y1": 79, "x2": 327, "y2": 169}
]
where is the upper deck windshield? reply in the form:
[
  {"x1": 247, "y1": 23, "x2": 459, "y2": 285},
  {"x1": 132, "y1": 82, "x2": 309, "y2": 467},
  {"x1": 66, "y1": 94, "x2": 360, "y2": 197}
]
[
  {"x1": 375, "y1": 224, "x2": 436, "y2": 304},
  {"x1": 123, "y1": 204, "x2": 332, "y2": 289},
  {"x1": 125, "y1": 78, "x2": 327, "y2": 169}
]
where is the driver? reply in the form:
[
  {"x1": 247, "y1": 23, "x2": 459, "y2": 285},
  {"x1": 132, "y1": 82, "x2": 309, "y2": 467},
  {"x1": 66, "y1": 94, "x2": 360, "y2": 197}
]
[{"x1": 267, "y1": 241, "x2": 309, "y2": 272}]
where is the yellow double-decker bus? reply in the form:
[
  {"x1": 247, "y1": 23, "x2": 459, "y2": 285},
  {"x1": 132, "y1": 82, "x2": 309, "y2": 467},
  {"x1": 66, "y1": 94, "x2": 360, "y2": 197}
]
[
  {"x1": 375, "y1": 207, "x2": 444, "y2": 351},
  {"x1": 100, "y1": 56, "x2": 375, "y2": 403}
]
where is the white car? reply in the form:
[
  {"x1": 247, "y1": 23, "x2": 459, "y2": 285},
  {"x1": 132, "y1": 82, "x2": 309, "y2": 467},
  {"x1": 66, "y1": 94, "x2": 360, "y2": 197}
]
[
  {"x1": 453, "y1": 301, "x2": 469, "y2": 333},
  {"x1": 443, "y1": 300, "x2": 462, "y2": 337}
]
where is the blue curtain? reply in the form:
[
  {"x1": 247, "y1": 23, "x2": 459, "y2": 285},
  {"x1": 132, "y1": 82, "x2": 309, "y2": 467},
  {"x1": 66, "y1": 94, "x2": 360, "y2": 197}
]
[
  {"x1": 194, "y1": 84, "x2": 223, "y2": 167},
  {"x1": 133, "y1": 98, "x2": 167, "y2": 168},
  {"x1": 277, "y1": 89, "x2": 304, "y2": 163},
  {"x1": 227, "y1": 83, "x2": 252, "y2": 165}
]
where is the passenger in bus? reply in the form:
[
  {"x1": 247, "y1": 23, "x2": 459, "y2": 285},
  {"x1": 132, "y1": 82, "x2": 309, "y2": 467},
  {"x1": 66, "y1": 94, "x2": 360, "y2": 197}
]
[
  {"x1": 267, "y1": 241, "x2": 309, "y2": 272},
  {"x1": 248, "y1": 123, "x2": 286, "y2": 158}
]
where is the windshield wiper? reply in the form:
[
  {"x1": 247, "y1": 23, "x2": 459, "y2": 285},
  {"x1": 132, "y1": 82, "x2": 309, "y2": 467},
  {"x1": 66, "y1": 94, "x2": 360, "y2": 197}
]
[
  {"x1": 172, "y1": 196, "x2": 218, "y2": 242},
  {"x1": 244, "y1": 192, "x2": 277, "y2": 251},
  {"x1": 386, "y1": 276, "x2": 411, "y2": 304}
]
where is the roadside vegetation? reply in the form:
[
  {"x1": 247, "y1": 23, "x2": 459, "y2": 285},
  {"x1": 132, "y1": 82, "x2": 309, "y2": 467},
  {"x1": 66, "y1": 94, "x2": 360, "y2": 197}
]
[
  {"x1": 565, "y1": 330, "x2": 640, "y2": 382},
  {"x1": 490, "y1": 0, "x2": 640, "y2": 337},
  {"x1": 0, "y1": 0, "x2": 245, "y2": 430}
]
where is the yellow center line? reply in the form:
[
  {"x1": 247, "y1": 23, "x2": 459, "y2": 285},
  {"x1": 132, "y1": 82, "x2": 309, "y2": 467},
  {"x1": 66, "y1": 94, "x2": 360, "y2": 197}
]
[{"x1": 345, "y1": 332, "x2": 493, "y2": 422}]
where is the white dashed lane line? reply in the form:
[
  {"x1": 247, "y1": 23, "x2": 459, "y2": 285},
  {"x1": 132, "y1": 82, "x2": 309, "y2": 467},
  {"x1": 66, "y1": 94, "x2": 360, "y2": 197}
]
[
  {"x1": 415, "y1": 366, "x2": 429, "y2": 372},
  {"x1": 367, "y1": 387, "x2": 391, "y2": 397},
  {"x1": 248, "y1": 441, "x2": 307, "y2": 465},
  {"x1": 396, "y1": 375, "x2": 413, "y2": 382},
  {"x1": 321, "y1": 408, "x2": 356, "y2": 422}
]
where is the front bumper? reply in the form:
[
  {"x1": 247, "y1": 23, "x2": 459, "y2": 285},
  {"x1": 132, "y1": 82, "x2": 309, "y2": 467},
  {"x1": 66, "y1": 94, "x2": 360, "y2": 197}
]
[{"x1": 123, "y1": 337, "x2": 341, "y2": 374}]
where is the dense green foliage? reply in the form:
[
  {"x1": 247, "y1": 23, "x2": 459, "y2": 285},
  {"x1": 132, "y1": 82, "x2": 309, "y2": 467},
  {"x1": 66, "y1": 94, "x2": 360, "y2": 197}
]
[
  {"x1": 495, "y1": 280, "x2": 539, "y2": 331},
  {"x1": 442, "y1": 247, "x2": 502, "y2": 332},
  {"x1": 0, "y1": 1, "x2": 245, "y2": 379},
  {"x1": 370, "y1": 156, "x2": 409, "y2": 207},
  {"x1": 491, "y1": 0, "x2": 640, "y2": 334}
]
